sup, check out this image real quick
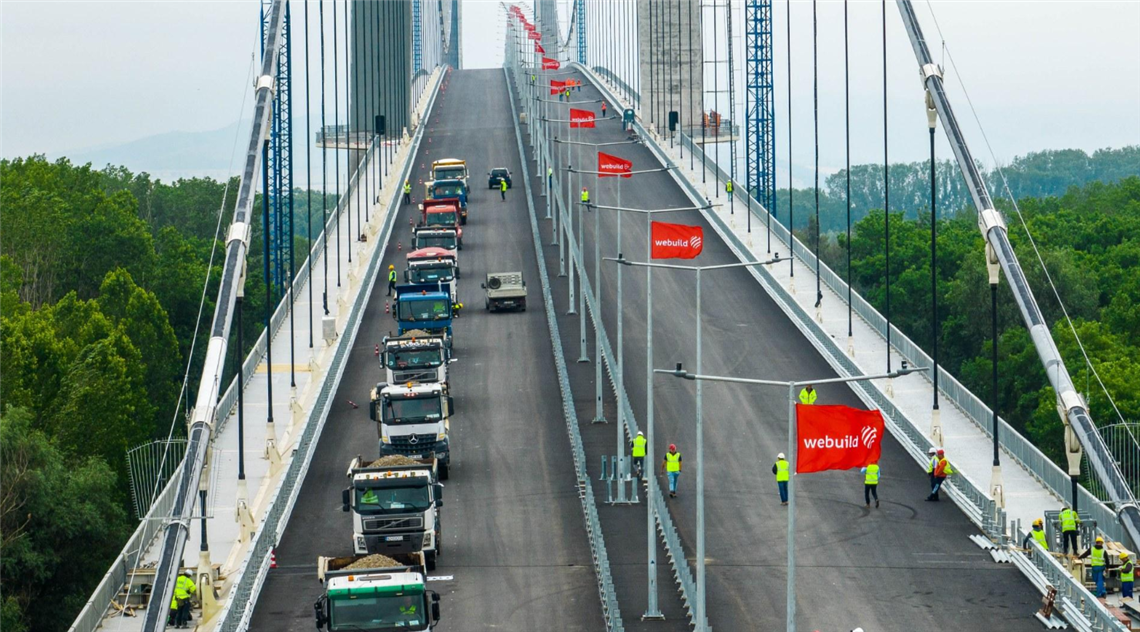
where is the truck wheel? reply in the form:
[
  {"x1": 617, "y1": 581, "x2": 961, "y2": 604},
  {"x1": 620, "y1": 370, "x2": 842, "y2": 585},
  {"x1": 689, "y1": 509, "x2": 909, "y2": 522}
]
[
  {"x1": 439, "y1": 461, "x2": 450, "y2": 480},
  {"x1": 426, "y1": 550, "x2": 437, "y2": 571}
]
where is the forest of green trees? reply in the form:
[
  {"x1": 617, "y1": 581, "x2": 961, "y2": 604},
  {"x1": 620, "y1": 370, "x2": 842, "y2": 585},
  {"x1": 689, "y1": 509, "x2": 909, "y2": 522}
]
[
  {"x1": 0, "y1": 146, "x2": 1136, "y2": 631},
  {"x1": 0, "y1": 155, "x2": 332, "y2": 632}
]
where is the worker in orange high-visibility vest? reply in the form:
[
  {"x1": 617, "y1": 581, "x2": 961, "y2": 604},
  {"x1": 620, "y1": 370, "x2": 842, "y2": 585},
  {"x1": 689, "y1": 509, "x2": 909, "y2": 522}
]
[{"x1": 925, "y1": 449, "x2": 954, "y2": 501}]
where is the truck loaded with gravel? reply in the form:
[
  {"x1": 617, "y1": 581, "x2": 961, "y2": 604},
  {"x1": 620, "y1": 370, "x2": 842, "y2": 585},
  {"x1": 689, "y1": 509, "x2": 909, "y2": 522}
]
[
  {"x1": 369, "y1": 382, "x2": 452, "y2": 479},
  {"x1": 342, "y1": 455, "x2": 444, "y2": 570},
  {"x1": 381, "y1": 330, "x2": 453, "y2": 392},
  {"x1": 314, "y1": 552, "x2": 442, "y2": 632},
  {"x1": 482, "y1": 271, "x2": 527, "y2": 312}
]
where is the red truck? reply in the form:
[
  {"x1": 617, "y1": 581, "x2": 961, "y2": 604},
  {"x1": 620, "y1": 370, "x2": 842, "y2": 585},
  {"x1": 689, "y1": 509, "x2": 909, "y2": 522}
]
[{"x1": 418, "y1": 198, "x2": 463, "y2": 249}]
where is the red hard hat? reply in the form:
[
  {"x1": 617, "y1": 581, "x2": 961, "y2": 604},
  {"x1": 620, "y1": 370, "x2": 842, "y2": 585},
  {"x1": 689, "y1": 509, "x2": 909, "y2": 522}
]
[
  {"x1": 669, "y1": 444, "x2": 677, "y2": 452},
  {"x1": 937, "y1": 449, "x2": 945, "y2": 455}
]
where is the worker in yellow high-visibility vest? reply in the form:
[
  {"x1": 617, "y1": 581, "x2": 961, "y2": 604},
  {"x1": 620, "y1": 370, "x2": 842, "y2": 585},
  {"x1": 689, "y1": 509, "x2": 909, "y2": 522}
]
[
  {"x1": 1059, "y1": 505, "x2": 1081, "y2": 555},
  {"x1": 388, "y1": 265, "x2": 398, "y2": 298},
  {"x1": 772, "y1": 453, "x2": 790, "y2": 505},
  {"x1": 861, "y1": 462, "x2": 880, "y2": 508},
  {"x1": 630, "y1": 431, "x2": 647, "y2": 479},
  {"x1": 661, "y1": 444, "x2": 682, "y2": 498},
  {"x1": 173, "y1": 569, "x2": 197, "y2": 628},
  {"x1": 798, "y1": 385, "x2": 817, "y2": 405},
  {"x1": 1079, "y1": 536, "x2": 1108, "y2": 597},
  {"x1": 1122, "y1": 551, "x2": 1134, "y2": 600},
  {"x1": 1022, "y1": 518, "x2": 1049, "y2": 551}
]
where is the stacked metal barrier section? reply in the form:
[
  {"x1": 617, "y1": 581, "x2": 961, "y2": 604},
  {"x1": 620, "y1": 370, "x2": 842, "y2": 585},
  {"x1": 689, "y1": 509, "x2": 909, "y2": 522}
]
[
  {"x1": 584, "y1": 61, "x2": 1127, "y2": 632},
  {"x1": 503, "y1": 20, "x2": 626, "y2": 629}
]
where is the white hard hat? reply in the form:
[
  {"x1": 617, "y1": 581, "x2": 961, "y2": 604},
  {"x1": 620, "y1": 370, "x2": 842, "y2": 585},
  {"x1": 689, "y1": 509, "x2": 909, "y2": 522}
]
[
  {"x1": 852, "y1": 628, "x2": 865, "y2": 632},
  {"x1": 927, "y1": 447, "x2": 937, "y2": 455},
  {"x1": 637, "y1": 430, "x2": 644, "y2": 436},
  {"x1": 777, "y1": 453, "x2": 785, "y2": 460},
  {"x1": 184, "y1": 569, "x2": 193, "y2": 577}
]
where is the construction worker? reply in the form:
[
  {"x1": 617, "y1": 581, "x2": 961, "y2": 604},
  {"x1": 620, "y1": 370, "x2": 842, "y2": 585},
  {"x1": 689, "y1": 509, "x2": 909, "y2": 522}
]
[
  {"x1": 387, "y1": 265, "x2": 398, "y2": 297},
  {"x1": 726, "y1": 179, "x2": 733, "y2": 195},
  {"x1": 564, "y1": 87, "x2": 571, "y2": 100},
  {"x1": 925, "y1": 447, "x2": 938, "y2": 489},
  {"x1": 601, "y1": 101, "x2": 608, "y2": 117},
  {"x1": 403, "y1": 180, "x2": 412, "y2": 205},
  {"x1": 772, "y1": 453, "x2": 790, "y2": 505},
  {"x1": 798, "y1": 384, "x2": 817, "y2": 405},
  {"x1": 547, "y1": 165, "x2": 553, "y2": 191},
  {"x1": 1060, "y1": 504, "x2": 1081, "y2": 555},
  {"x1": 500, "y1": 177, "x2": 508, "y2": 201},
  {"x1": 1079, "y1": 536, "x2": 1108, "y2": 597},
  {"x1": 630, "y1": 430, "x2": 647, "y2": 479},
  {"x1": 1122, "y1": 551, "x2": 1135, "y2": 599},
  {"x1": 174, "y1": 569, "x2": 197, "y2": 628},
  {"x1": 1023, "y1": 518, "x2": 1049, "y2": 550},
  {"x1": 580, "y1": 187, "x2": 589, "y2": 205},
  {"x1": 861, "y1": 462, "x2": 880, "y2": 508},
  {"x1": 661, "y1": 444, "x2": 682, "y2": 498},
  {"x1": 925, "y1": 449, "x2": 953, "y2": 501},
  {"x1": 361, "y1": 488, "x2": 379, "y2": 506}
]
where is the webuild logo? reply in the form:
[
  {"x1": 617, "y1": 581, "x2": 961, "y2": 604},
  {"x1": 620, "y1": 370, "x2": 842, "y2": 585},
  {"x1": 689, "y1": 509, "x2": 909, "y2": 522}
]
[
  {"x1": 795, "y1": 404, "x2": 885, "y2": 473},
  {"x1": 650, "y1": 222, "x2": 704, "y2": 260}
]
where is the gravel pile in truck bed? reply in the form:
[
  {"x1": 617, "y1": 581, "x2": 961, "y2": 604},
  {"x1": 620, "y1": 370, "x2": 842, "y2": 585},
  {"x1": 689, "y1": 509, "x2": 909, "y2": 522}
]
[
  {"x1": 368, "y1": 455, "x2": 422, "y2": 467},
  {"x1": 344, "y1": 554, "x2": 402, "y2": 570}
]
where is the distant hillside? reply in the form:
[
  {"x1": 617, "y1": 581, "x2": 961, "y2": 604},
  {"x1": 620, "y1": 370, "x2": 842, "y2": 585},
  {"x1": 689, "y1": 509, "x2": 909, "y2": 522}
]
[{"x1": 57, "y1": 117, "x2": 321, "y2": 182}]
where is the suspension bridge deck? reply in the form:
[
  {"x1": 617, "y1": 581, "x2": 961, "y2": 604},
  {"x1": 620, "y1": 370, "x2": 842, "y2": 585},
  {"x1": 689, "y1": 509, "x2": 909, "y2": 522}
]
[
  {"x1": 529, "y1": 68, "x2": 1047, "y2": 631},
  {"x1": 245, "y1": 68, "x2": 606, "y2": 632}
]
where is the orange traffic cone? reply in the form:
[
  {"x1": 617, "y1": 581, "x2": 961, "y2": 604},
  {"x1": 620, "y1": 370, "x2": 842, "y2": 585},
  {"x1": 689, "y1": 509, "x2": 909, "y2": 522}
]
[{"x1": 270, "y1": 549, "x2": 277, "y2": 569}]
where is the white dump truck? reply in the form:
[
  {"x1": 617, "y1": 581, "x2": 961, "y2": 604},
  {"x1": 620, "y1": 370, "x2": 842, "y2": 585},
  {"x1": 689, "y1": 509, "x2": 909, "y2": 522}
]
[
  {"x1": 343, "y1": 456, "x2": 444, "y2": 570},
  {"x1": 381, "y1": 330, "x2": 453, "y2": 391},
  {"x1": 369, "y1": 382, "x2": 452, "y2": 479}
]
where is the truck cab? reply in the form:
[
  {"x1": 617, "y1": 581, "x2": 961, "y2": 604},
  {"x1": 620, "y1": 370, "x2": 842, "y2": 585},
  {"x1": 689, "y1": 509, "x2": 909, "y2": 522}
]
[
  {"x1": 412, "y1": 227, "x2": 458, "y2": 258},
  {"x1": 422, "y1": 181, "x2": 468, "y2": 224},
  {"x1": 370, "y1": 382, "x2": 452, "y2": 479},
  {"x1": 342, "y1": 457, "x2": 444, "y2": 569},
  {"x1": 314, "y1": 553, "x2": 441, "y2": 632},
  {"x1": 392, "y1": 283, "x2": 453, "y2": 342},
  {"x1": 418, "y1": 200, "x2": 463, "y2": 247},
  {"x1": 382, "y1": 330, "x2": 452, "y2": 389},
  {"x1": 404, "y1": 248, "x2": 458, "y2": 303},
  {"x1": 430, "y1": 158, "x2": 468, "y2": 188}
]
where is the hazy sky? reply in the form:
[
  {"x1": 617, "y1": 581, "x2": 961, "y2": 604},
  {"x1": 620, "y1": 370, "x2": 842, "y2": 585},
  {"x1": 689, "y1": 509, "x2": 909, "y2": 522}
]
[{"x1": 2, "y1": 1, "x2": 1137, "y2": 181}]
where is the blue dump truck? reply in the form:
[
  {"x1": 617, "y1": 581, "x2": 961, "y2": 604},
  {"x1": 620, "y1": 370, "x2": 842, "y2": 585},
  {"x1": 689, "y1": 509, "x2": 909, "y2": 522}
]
[{"x1": 392, "y1": 283, "x2": 453, "y2": 343}]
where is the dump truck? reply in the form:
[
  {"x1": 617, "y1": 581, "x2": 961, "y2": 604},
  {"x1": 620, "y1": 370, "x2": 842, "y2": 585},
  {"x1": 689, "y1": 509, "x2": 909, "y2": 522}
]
[
  {"x1": 430, "y1": 158, "x2": 468, "y2": 187},
  {"x1": 412, "y1": 227, "x2": 458, "y2": 258},
  {"x1": 482, "y1": 271, "x2": 527, "y2": 312},
  {"x1": 392, "y1": 283, "x2": 453, "y2": 342},
  {"x1": 343, "y1": 456, "x2": 444, "y2": 569},
  {"x1": 314, "y1": 552, "x2": 442, "y2": 632},
  {"x1": 418, "y1": 199, "x2": 463, "y2": 247},
  {"x1": 381, "y1": 330, "x2": 453, "y2": 390},
  {"x1": 422, "y1": 182, "x2": 468, "y2": 224},
  {"x1": 404, "y1": 248, "x2": 458, "y2": 303},
  {"x1": 370, "y1": 382, "x2": 452, "y2": 479}
]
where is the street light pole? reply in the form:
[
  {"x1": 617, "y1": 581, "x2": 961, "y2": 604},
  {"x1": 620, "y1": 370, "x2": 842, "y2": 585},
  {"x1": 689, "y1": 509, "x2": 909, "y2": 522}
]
[{"x1": 658, "y1": 364, "x2": 928, "y2": 632}]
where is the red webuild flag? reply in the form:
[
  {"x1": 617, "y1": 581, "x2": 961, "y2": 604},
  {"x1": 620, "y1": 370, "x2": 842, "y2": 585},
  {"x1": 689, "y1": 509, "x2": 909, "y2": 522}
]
[
  {"x1": 524, "y1": 21, "x2": 535, "y2": 30},
  {"x1": 795, "y1": 404, "x2": 885, "y2": 473},
  {"x1": 550, "y1": 80, "x2": 567, "y2": 95},
  {"x1": 542, "y1": 57, "x2": 560, "y2": 70},
  {"x1": 650, "y1": 222, "x2": 703, "y2": 259},
  {"x1": 528, "y1": 30, "x2": 541, "y2": 40},
  {"x1": 534, "y1": 41, "x2": 545, "y2": 54},
  {"x1": 570, "y1": 108, "x2": 596, "y2": 128},
  {"x1": 597, "y1": 152, "x2": 632, "y2": 178}
]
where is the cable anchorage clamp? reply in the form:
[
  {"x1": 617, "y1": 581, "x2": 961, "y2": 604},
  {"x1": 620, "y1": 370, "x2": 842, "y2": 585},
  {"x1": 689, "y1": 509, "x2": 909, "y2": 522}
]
[
  {"x1": 255, "y1": 74, "x2": 276, "y2": 94},
  {"x1": 921, "y1": 63, "x2": 943, "y2": 82},
  {"x1": 227, "y1": 221, "x2": 252, "y2": 250}
]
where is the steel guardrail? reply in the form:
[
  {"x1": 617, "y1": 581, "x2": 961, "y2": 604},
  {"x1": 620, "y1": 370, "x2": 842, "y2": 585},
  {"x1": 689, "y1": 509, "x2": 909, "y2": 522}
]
[{"x1": 505, "y1": 64, "x2": 626, "y2": 632}]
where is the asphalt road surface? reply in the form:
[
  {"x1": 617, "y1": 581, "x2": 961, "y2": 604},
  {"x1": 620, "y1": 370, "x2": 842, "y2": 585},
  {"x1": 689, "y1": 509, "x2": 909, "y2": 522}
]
[
  {"x1": 528, "y1": 72, "x2": 1045, "y2": 632},
  {"x1": 247, "y1": 69, "x2": 604, "y2": 632}
]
